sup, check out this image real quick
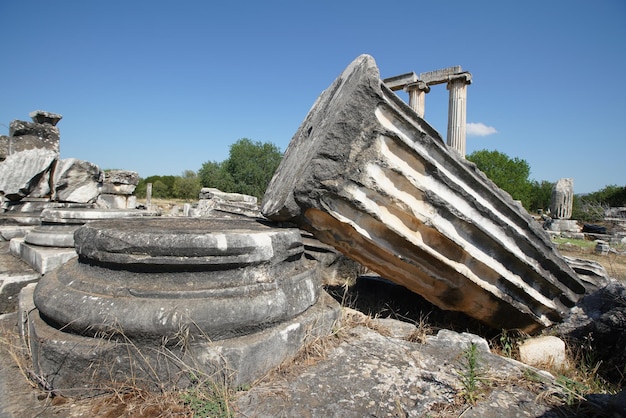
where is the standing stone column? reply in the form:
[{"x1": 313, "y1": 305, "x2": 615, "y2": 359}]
[
  {"x1": 405, "y1": 81, "x2": 430, "y2": 118},
  {"x1": 550, "y1": 178, "x2": 574, "y2": 219},
  {"x1": 446, "y1": 74, "x2": 472, "y2": 157}
]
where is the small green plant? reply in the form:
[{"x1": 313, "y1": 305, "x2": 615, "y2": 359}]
[
  {"x1": 457, "y1": 343, "x2": 485, "y2": 405},
  {"x1": 499, "y1": 329, "x2": 514, "y2": 358},
  {"x1": 180, "y1": 380, "x2": 234, "y2": 418}
]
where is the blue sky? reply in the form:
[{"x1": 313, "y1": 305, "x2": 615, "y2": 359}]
[{"x1": 1, "y1": 1, "x2": 624, "y2": 194}]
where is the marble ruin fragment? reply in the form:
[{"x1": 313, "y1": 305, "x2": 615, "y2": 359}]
[
  {"x1": 551, "y1": 178, "x2": 574, "y2": 219},
  {"x1": 546, "y1": 178, "x2": 579, "y2": 234},
  {"x1": 97, "y1": 169, "x2": 139, "y2": 209},
  {"x1": 27, "y1": 217, "x2": 340, "y2": 393},
  {"x1": 195, "y1": 187, "x2": 260, "y2": 217},
  {"x1": 262, "y1": 54, "x2": 586, "y2": 332}
]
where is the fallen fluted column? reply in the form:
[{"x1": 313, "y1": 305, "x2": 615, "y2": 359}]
[{"x1": 262, "y1": 54, "x2": 585, "y2": 332}]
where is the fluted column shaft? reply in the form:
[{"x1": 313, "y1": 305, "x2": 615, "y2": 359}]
[
  {"x1": 405, "y1": 81, "x2": 430, "y2": 118},
  {"x1": 446, "y1": 74, "x2": 471, "y2": 157}
]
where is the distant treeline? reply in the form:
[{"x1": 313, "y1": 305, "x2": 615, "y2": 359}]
[
  {"x1": 135, "y1": 138, "x2": 282, "y2": 201},
  {"x1": 133, "y1": 143, "x2": 624, "y2": 223}
]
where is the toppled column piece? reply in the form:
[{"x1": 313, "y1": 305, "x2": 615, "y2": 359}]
[{"x1": 262, "y1": 54, "x2": 585, "y2": 332}]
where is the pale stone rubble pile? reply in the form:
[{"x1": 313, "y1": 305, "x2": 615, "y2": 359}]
[{"x1": 0, "y1": 110, "x2": 139, "y2": 214}]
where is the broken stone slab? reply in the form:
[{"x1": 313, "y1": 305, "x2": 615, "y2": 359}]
[
  {"x1": 262, "y1": 54, "x2": 586, "y2": 332},
  {"x1": 0, "y1": 133, "x2": 60, "y2": 156},
  {"x1": 10, "y1": 237, "x2": 77, "y2": 275},
  {"x1": 28, "y1": 110, "x2": 63, "y2": 126},
  {"x1": 0, "y1": 242, "x2": 40, "y2": 314},
  {"x1": 95, "y1": 194, "x2": 137, "y2": 209},
  {"x1": 39, "y1": 207, "x2": 160, "y2": 224},
  {"x1": 9, "y1": 120, "x2": 60, "y2": 143},
  {"x1": 29, "y1": 217, "x2": 339, "y2": 393},
  {"x1": 0, "y1": 149, "x2": 56, "y2": 201},
  {"x1": 199, "y1": 187, "x2": 258, "y2": 204},
  {"x1": 195, "y1": 188, "x2": 261, "y2": 218},
  {"x1": 236, "y1": 321, "x2": 568, "y2": 417},
  {"x1": 2, "y1": 197, "x2": 52, "y2": 213},
  {"x1": 52, "y1": 158, "x2": 103, "y2": 203},
  {"x1": 100, "y1": 170, "x2": 139, "y2": 195}
]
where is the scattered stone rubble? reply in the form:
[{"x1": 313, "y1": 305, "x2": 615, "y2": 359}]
[
  {"x1": 262, "y1": 54, "x2": 587, "y2": 333},
  {"x1": 1, "y1": 60, "x2": 625, "y2": 416},
  {"x1": 0, "y1": 111, "x2": 152, "y2": 308}
]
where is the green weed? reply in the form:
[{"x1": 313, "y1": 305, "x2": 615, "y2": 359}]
[{"x1": 457, "y1": 343, "x2": 485, "y2": 405}]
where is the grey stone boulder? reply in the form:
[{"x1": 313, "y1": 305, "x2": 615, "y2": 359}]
[
  {"x1": 52, "y1": 158, "x2": 102, "y2": 203},
  {"x1": 0, "y1": 149, "x2": 56, "y2": 200}
]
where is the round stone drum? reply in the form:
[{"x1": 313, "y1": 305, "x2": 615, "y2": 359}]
[{"x1": 34, "y1": 217, "x2": 320, "y2": 342}]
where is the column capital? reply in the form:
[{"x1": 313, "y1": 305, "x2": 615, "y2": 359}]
[
  {"x1": 446, "y1": 72, "x2": 472, "y2": 88},
  {"x1": 404, "y1": 80, "x2": 430, "y2": 93}
]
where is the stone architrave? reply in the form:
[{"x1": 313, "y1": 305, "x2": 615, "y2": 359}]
[
  {"x1": 262, "y1": 54, "x2": 586, "y2": 332},
  {"x1": 52, "y1": 158, "x2": 103, "y2": 203},
  {"x1": 550, "y1": 178, "x2": 574, "y2": 219},
  {"x1": 0, "y1": 149, "x2": 56, "y2": 201}
]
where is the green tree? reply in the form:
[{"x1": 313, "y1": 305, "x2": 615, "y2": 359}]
[
  {"x1": 198, "y1": 161, "x2": 236, "y2": 193},
  {"x1": 528, "y1": 180, "x2": 554, "y2": 213},
  {"x1": 173, "y1": 170, "x2": 202, "y2": 201},
  {"x1": 582, "y1": 184, "x2": 626, "y2": 207},
  {"x1": 199, "y1": 138, "x2": 282, "y2": 199},
  {"x1": 151, "y1": 180, "x2": 170, "y2": 198},
  {"x1": 135, "y1": 175, "x2": 177, "y2": 199},
  {"x1": 467, "y1": 149, "x2": 532, "y2": 209}
]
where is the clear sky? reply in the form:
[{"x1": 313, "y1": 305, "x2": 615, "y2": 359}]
[{"x1": 1, "y1": 1, "x2": 624, "y2": 194}]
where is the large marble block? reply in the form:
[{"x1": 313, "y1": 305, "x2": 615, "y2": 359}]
[{"x1": 262, "y1": 54, "x2": 585, "y2": 332}]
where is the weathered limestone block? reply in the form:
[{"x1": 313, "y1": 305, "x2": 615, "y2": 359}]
[
  {"x1": 199, "y1": 187, "x2": 258, "y2": 204},
  {"x1": 52, "y1": 158, "x2": 102, "y2": 203},
  {"x1": 0, "y1": 149, "x2": 56, "y2": 200},
  {"x1": 262, "y1": 54, "x2": 585, "y2": 332},
  {"x1": 519, "y1": 335, "x2": 567, "y2": 369},
  {"x1": 0, "y1": 241, "x2": 40, "y2": 314},
  {"x1": 29, "y1": 217, "x2": 339, "y2": 393},
  {"x1": 96, "y1": 194, "x2": 137, "y2": 209},
  {"x1": 100, "y1": 170, "x2": 139, "y2": 195},
  {"x1": 196, "y1": 188, "x2": 260, "y2": 217}
]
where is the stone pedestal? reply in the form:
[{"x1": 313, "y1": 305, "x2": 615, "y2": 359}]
[{"x1": 26, "y1": 217, "x2": 339, "y2": 395}]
